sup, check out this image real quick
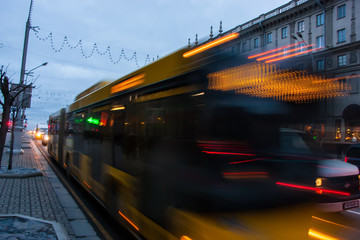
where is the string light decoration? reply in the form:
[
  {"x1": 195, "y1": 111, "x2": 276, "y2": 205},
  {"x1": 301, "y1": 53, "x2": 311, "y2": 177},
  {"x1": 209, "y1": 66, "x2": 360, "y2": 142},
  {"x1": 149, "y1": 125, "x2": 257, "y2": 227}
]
[
  {"x1": 208, "y1": 62, "x2": 351, "y2": 103},
  {"x1": 32, "y1": 27, "x2": 153, "y2": 67}
]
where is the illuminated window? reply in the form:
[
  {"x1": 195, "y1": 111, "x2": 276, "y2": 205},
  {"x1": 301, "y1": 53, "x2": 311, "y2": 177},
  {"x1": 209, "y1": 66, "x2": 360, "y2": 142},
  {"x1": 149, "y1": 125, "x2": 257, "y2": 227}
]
[
  {"x1": 338, "y1": 55, "x2": 347, "y2": 66},
  {"x1": 337, "y1": 29, "x2": 346, "y2": 43},
  {"x1": 266, "y1": 32, "x2": 272, "y2": 43},
  {"x1": 337, "y1": 4, "x2": 346, "y2": 19},
  {"x1": 335, "y1": 119, "x2": 341, "y2": 141},
  {"x1": 298, "y1": 21, "x2": 305, "y2": 32},
  {"x1": 316, "y1": 13, "x2": 324, "y2": 26},
  {"x1": 316, "y1": 35, "x2": 324, "y2": 48},
  {"x1": 254, "y1": 38, "x2": 259, "y2": 48},
  {"x1": 281, "y1": 27, "x2": 288, "y2": 39}
]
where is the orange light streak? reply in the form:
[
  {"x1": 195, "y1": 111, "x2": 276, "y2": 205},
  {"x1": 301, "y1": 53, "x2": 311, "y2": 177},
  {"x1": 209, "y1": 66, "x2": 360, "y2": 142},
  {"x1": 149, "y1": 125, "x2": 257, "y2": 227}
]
[
  {"x1": 180, "y1": 236, "x2": 193, "y2": 240},
  {"x1": 312, "y1": 74, "x2": 360, "y2": 84},
  {"x1": 265, "y1": 47, "x2": 324, "y2": 63},
  {"x1": 257, "y1": 44, "x2": 314, "y2": 61},
  {"x1": 183, "y1": 33, "x2": 239, "y2": 58},
  {"x1": 111, "y1": 73, "x2": 145, "y2": 94},
  {"x1": 83, "y1": 180, "x2": 91, "y2": 189},
  {"x1": 118, "y1": 211, "x2": 139, "y2": 231},
  {"x1": 312, "y1": 216, "x2": 352, "y2": 230},
  {"x1": 308, "y1": 228, "x2": 339, "y2": 240}
]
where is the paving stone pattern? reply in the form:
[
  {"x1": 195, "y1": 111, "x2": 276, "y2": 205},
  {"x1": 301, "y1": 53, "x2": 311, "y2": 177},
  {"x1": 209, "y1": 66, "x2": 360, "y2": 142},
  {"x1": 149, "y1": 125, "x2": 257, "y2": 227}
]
[{"x1": 0, "y1": 137, "x2": 78, "y2": 239}]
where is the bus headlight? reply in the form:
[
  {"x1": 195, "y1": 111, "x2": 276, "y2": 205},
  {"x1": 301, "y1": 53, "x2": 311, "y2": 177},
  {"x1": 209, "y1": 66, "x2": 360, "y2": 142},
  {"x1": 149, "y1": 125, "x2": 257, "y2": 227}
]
[{"x1": 316, "y1": 178, "x2": 323, "y2": 187}]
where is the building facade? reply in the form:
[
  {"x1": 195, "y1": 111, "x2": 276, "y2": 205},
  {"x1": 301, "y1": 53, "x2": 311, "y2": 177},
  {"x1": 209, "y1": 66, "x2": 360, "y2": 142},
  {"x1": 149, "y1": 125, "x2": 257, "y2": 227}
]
[{"x1": 221, "y1": 0, "x2": 360, "y2": 147}]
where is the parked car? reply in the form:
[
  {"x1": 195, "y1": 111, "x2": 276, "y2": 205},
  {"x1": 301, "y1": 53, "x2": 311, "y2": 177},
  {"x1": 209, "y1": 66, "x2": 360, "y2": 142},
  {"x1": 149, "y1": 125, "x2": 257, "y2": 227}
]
[
  {"x1": 345, "y1": 144, "x2": 360, "y2": 168},
  {"x1": 278, "y1": 129, "x2": 360, "y2": 212}
]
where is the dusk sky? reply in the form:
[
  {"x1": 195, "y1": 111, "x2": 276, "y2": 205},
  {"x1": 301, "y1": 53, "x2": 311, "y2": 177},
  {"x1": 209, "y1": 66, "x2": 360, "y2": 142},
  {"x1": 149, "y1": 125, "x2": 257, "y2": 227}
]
[{"x1": 1, "y1": 0, "x2": 289, "y2": 129}]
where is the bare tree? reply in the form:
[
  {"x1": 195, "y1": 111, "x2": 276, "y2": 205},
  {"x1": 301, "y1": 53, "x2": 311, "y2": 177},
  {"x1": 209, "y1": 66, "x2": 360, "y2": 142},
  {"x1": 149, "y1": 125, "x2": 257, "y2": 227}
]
[{"x1": 0, "y1": 66, "x2": 34, "y2": 168}]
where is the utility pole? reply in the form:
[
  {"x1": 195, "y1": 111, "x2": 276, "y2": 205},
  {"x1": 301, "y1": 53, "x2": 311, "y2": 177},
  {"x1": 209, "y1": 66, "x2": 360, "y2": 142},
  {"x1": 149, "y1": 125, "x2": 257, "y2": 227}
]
[
  {"x1": 20, "y1": 0, "x2": 33, "y2": 87},
  {"x1": 13, "y1": 0, "x2": 33, "y2": 154}
]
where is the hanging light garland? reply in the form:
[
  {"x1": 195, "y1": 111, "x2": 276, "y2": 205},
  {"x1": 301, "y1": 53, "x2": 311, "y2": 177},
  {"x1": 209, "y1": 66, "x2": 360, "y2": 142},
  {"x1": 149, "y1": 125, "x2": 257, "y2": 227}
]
[{"x1": 32, "y1": 27, "x2": 154, "y2": 67}]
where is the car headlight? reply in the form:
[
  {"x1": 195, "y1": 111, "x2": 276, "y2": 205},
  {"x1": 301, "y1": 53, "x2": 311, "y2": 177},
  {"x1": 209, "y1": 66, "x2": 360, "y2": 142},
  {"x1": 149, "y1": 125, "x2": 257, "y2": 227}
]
[
  {"x1": 44, "y1": 135, "x2": 49, "y2": 141},
  {"x1": 316, "y1": 178, "x2": 323, "y2": 187}
]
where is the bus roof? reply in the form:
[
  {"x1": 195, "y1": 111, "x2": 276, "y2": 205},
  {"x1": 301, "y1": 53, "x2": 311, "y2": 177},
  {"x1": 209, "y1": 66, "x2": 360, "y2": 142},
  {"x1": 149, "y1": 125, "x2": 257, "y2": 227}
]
[{"x1": 67, "y1": 47, "x2": 206, "y2": 112}]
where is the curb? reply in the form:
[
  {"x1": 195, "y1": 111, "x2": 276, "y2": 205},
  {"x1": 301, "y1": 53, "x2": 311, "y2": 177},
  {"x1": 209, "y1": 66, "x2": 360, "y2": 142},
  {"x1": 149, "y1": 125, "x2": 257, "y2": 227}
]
[{"x1": 0, "y1": 167, "x2": 43, "y2": 178}]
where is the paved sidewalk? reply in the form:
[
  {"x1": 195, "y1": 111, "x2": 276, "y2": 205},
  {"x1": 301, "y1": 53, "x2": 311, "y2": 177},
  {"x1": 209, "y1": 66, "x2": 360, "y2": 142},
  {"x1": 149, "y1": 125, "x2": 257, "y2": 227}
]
[{"x1": 0, "y1": 132, "x2": 100, "y2": 240}]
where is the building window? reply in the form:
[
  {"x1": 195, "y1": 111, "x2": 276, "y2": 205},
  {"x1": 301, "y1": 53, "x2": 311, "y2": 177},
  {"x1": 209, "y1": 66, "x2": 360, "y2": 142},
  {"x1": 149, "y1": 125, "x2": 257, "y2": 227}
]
[
  {"x1": 317, "y1": 59, "x2": 325, "y2": 71},
  {"x1": 254, "y1": 38, "x2": 259, "y2": 48},
  {"x1": 337, "y1": 4, "x2": 346, "y2": 19},
  {"x1": 350, "y1": 74, "x2": 359, "y2": 94},
  {"x1": 231, "y1": 46, "x2": 236, "y2": 54},
  {"x1": 316, "y1": 35, "x2": 324, "y2": 48},
  {"x1": 316, "y1": 13, "x2": 324, "y2": 27},
  {"x1": 281, "y1": 27, "x2": 288, "y2": 39},
  {"x1": 266, "y1": 32, "x2": 272, "y2": 43},
  {"x1": 337, "y1": 29, "x2": 346, "y2": 43},
  {"x1": 338, "y1": 55, "x2": 347, "y2": 66},
  {"x1": 242, "y1": 42, "x2": 247, "y2": 52},
  {"x1": 298, "y1": 42, "x2": 306, "y2": 52},
  {"x1": 298, "y1": 21, "x2": 305, "y2": 32}
]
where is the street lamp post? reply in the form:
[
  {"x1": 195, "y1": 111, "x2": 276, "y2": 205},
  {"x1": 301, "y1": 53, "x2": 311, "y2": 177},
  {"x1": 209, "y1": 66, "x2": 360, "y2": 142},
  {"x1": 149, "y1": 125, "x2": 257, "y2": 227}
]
[
  {"x1": 21, "y1": 62, "x2": 48, "y2": 126},
  {"x1": 24, "y1": 62, "x2": 48, "y2": 84}
]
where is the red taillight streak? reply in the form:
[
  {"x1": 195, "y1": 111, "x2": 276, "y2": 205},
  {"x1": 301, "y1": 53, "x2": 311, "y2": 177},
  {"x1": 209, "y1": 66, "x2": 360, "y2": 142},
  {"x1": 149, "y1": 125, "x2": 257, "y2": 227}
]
[
  {"x1": 202, "y1": 151, "x2": 255, "y2": 156},
  {"x1": 265, "y1": 47, "x2": 324, "y2": 63},
  {"x1": 229, "y1": 158, "x2": 266, "y2": 164},
  {"x1": 247, "y1": 42, "x2": 302, "y2": 59},
  {"x1": 256, "y1": 44, "x2": 314, "y2": 61},
  {"x1": 201, "y1": 147, "x2": 251, "y2": 151},
  {"x1": 276, "y1": 182, "x2": 350, "y2": 196},
  {"x1": 345, "y1": 157, "x2": 349, "y2": 163}
]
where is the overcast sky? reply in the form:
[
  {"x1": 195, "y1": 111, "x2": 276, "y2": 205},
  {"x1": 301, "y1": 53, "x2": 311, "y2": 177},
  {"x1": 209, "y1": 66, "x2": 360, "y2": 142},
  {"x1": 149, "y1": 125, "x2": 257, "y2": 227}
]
[{"x1": 0, "y1": 0, "x2": 289, "y2": 129}]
